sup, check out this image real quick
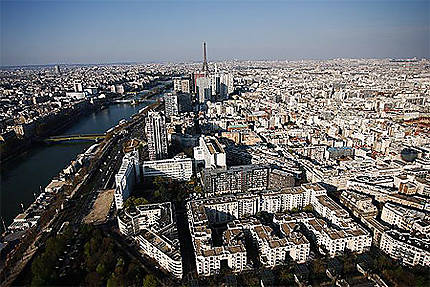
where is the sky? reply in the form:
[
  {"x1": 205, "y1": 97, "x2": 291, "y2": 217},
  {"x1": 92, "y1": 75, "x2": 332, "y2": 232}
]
[{"x1": 1, "y1": 0, "x2": 429, "y2": 66}]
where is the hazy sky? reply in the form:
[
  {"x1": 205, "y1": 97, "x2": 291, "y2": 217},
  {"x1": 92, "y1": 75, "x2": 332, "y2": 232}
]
[{"x1": 1, "y1": 0, "x2": 429, "y2": 66}]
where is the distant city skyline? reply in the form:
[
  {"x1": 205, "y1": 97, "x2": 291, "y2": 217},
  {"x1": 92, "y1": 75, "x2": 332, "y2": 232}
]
[{"x1": 1, "y1": 0, "x2": 429, "y2": 66}]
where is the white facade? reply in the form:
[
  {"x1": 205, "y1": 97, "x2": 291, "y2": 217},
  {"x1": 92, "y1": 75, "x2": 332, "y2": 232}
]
[
  {"x1": 118, "y1": 203, "x2": 162, "y2": 236},
  {"x1": 164, "y1": 93, "x2": 179, "y2": 117},
  {"x1": 194, "y1": 135, "x2": 226, "y2": 168},
  {"x1": 311, "y1": 194, "x2": 351, "y2": 226},
  {"x1": 259, "y1": 183, "x2": 325, "y2": 214},
  {"x1": 339, "y1": 190, "x2": 378, "y2": 219},
  {"x1": 181, "y1": 79, "x2": 190, "y2": 93},
  {"x1": 250, "y1": 223, "x2": 310, "y2": 267},
  {"x1": 187, "y1": 183, "x2": 330, "y2": 277},
  {"x1": 142, "y1": 156, "x2": 193, "y2": 181},
  {"x1": 136, "y1": 230, "x2": 183, "y2": 279},
  {"x1": 117, "y1": 202, "x2": 183, "y2": 278},
  {"x1": 381, "y1": 202, "x2": 427, "y2": 232},
  {"x1": 380, "y1": 230, "x2": 430, "y2": 267},
  {"x1": 303, "y1": 217, "x2": 372, "y2": 257},
  {"x1": 196, "y1": 76, "x2": 212, "y2": 103},
  {"x1": 173, "y1": 77, "x2": 190, "y2": 94},
  {"x1": 114, "y1": 150, "x2": 140, "y2": 210},
  {"x1": 145, "y1": 111, "x2": 168, "y2": 160}
]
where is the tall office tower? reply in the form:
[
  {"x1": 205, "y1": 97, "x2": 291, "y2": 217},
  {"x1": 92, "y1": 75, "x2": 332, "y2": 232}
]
[
  {"x1": 74, "y1": 81, "x2": 83, "y2": 92},
  {"x1": 220, "y1": 73, "x2": 234, "y2": 98},
  {"x1": 145, "y1": 111, "x2": 168, "y2": 160},
  {"x1": 173, "y1": 77, "x2": 182, "y2": 92},
  {"x1": 202, "y1": 42, "x2": 209, "y2": 74},
  {"x1": 196, "y1": 76, "x2": 212, "y2": 103},
  {"x1": 165, "y1": 93, "x2": 179, "y2": 117},
  {"x1": 173, "y1": 77, "x2": 191, "y2": 94},
  {"x1": 193, "y1": 72, "x2": 205, "y2": 94},
  {"x1": 178, "y1": 93, "x2": 192, "y2": 112},
  {"x1": 180, "y1": 79, "x2": 191, "y2": 93},
  {"x1": 54, "y1": 65, "x2": 61, "y2": 75}
]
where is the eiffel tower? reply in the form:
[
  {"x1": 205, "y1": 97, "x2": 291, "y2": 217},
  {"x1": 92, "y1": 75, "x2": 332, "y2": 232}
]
[{"x1": 202, "y1": 42, "x2": 209, "y2": 74}]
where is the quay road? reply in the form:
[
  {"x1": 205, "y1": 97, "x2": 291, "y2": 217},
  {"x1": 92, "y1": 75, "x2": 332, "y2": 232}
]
[{"x1": 1, "y1": 94, "x2": 164, "y2": 286}]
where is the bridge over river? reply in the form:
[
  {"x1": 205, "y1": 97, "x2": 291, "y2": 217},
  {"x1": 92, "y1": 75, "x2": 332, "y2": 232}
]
[{"x1": 44, "y1": 133, "x2": 106, "y2": 143}]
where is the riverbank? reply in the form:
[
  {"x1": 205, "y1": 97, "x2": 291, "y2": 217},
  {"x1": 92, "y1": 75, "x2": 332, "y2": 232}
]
[
  {"x1": 1, "y1": 85, "x2": 169, "y2": 227},
  {"x1": 0, "y1": 82, "x2": 171, "y2": 165},
  {"x1": 0, "y1": 94, "x2": 165, "y2": 287},
  {"x1": 0, "y1": 101, "x2": 106, "y2": 164}
]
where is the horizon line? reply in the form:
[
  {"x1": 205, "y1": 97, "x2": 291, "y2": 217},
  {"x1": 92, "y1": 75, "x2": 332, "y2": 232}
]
[{"x1": 1, "y1": 56, "x2": 427, "y2": 69}]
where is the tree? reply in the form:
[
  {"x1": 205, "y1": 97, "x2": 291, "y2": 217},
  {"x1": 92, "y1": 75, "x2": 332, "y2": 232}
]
[
  {"x1": 290, "y1": 207, "x2": 300, "y2": 214},
  {"x1": 242, "y1": 273, "x2": 259, "y2": 287},
  {"x1": 312, "y1": 259, "x2": 325, "y2": 275},
  {"x1": 31, "y1": 255, "x2": 50, "y2": 286},
  {"x1": 279, "y1": 269, "x2": 294, "y2": 283},
  {"x1": 85, "y1": 272, "x2": 103, "y2": 287},
  {"x1": 125, "y1": 262, "x2": 142, "y2": 285},
  {"x1": 106, "y1": 276, "x2": 118, "y2": 287},
  {"x1": 134, "y1": 197, "x2": 148, "y2": 205},
  {"x1": 123, "y1": 197, "x2": 135, "y2": 209},
  {"x1": 84, "y1": 241, "x2": 91, "y2": 258},
  {"x1": 124, "y1": 196, "x2": 149, "y2": 208},
  {"x1": 343, "y1": 255, "x2": 356, "y2": 274},
  {"x1": 96, "y1": 263, "x2": 107, "y2": 278},
  {"x1": 142, "y1": 274, "x2": 158, "y2": 287},
  {"x1": 31, "y1": 234, "x2": 67, "y2": 286},
  {"x1": 303, "y1": 204, "x2": 314, "y2": 212},
  {"x1": 375, "y1": 254, "x2": 392, "y2": 271},
  {"x1": 153, "y1": 176, "x2": 166, "y2": 190}
]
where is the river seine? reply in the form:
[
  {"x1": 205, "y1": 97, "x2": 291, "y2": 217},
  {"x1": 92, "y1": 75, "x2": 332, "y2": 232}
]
[{"x1": 1, "y1": 100, "x2": 155, "y2": 226}]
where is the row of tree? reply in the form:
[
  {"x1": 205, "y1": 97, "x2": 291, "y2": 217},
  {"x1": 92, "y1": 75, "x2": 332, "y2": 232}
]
[{"x1": 31, "y1": 225, "x2": 159, "y2": 287}]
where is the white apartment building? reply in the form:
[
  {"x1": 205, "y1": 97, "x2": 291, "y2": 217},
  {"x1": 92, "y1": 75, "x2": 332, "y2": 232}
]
[
  {"x1": 136, "y1": 229, "x2": 183, "y2": 279},
  {"x1": 118, "y1": 203, "x2": 163, "y2": 236},
  {"x1": 142, "y1": 155, "x2": 193, "y2": 181},
  {"x1": 198, "y1": 193, "x2": 260, "y2": 224},
  {"x1": 340, "y1": 190, "x2": 378, "y2": 219},
  {"x1": 250, "y1": 223, "x2": 310, "y2": 267},
  {"x1": 196, "y1": 77, "x2": 212, "y2": 103},
  {"x1": 164, "y1": 93, "x2": 179, "y2": 117},
  {"x1": 186, "y1": 183, "x2": 374, "y2": 276},
  {"x1": 259, "y1": 183, "x2": 327, "y2": 214},
  {"x1": 311, "y1": 194, "x2": 351, "y2": 226},
  {"x1": 380, "y1": 202, "x2": 428, "y2": 232},
  {"x1": 187, "y1": 198, "x2": 248, "y2": 276},
  {"x1": 361, "y1": 216, "x2": 390, "y2": 247},
  {"x1": 145, "y1": 111, "x2": 168, "y2": 161},
  {"x1": 194, "y1": 135, "x2": 226, "y2": 169},
  {"x1": 181, "y1": 79, "x2": 190, "y2": 93},
  {"x1": 380, "y1": 230, "x2": 430, "y2": 267},
  {"x1": 173, "y1": 77, "x2": 190, "y2": 94},
  {"x1": 117, "y1": 202, "x2": 183, "y2": 278},
  {"x1": 304, "y1": 218, "x2": 372, "y2": 257},
  {"x1": 114, "y1": 150, "x2": 140, "y2": 209},
  {"x1": 186, "y1": 183, "x2": 328, "y2": 276}
]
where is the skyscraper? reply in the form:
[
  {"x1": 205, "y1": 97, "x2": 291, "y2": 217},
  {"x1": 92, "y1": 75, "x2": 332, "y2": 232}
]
[
  {"x1": 165, "y1": 93, "x2": 179, "y2": 117},
  {"x1": 145, "y1": 111, "x2": 168, "y2": 160},
  {"x1": 54, "y1": 65, "x2": 61, "y2": 75},
  {"x1": 196, "y1": 76, "x2": 212, "y2": 103},
  {"x1": 74, "y1": 81, "x2": 83, "y2": 92}
]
